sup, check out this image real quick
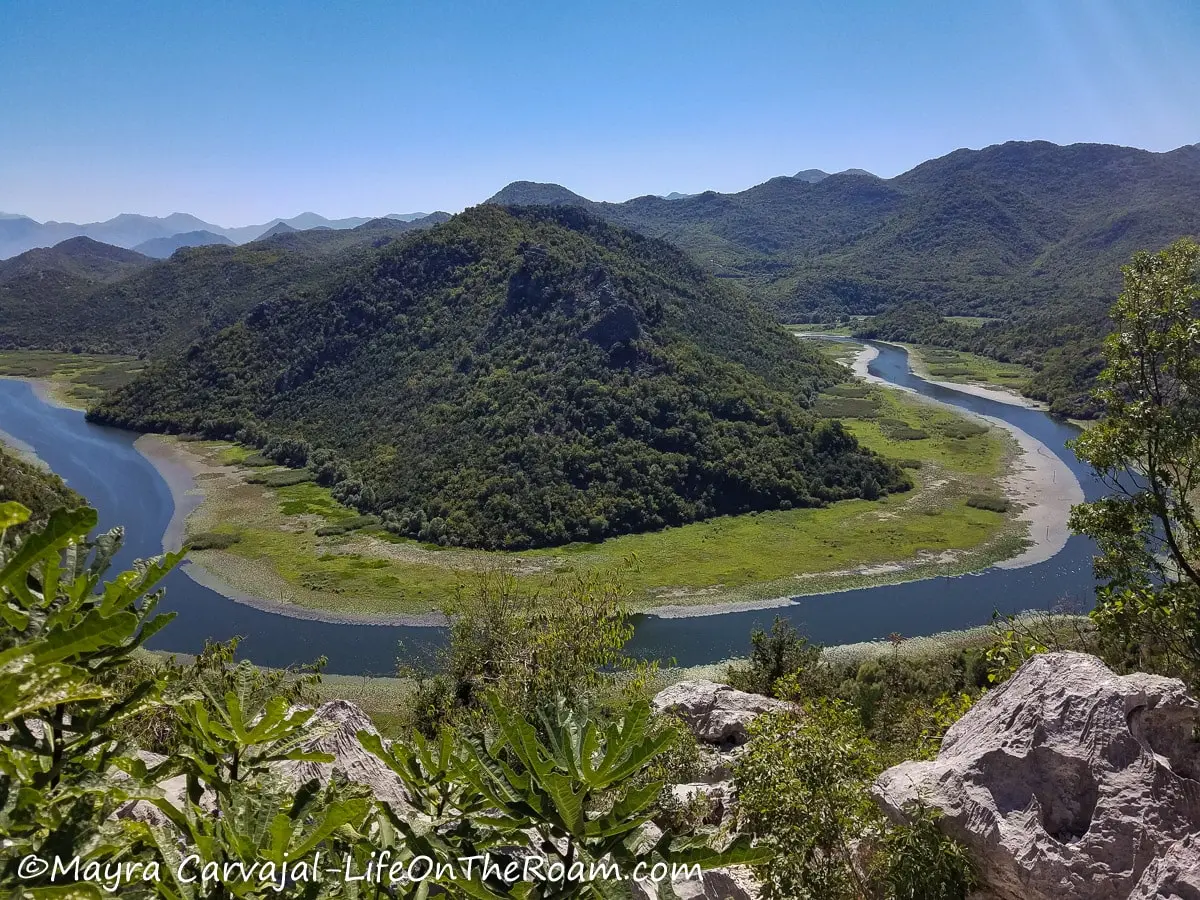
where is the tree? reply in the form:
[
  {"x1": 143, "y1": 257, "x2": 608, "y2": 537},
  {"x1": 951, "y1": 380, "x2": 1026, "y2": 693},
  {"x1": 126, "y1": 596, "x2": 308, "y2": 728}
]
[{"x1": 1069, "y1": 238, "x2": 1200, "y2": 685}]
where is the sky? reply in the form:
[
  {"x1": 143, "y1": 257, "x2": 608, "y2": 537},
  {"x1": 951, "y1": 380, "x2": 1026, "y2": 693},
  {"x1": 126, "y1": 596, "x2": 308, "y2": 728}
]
[{"x1": 2, "y1": 0, "x2": 1199, "y2": 226}]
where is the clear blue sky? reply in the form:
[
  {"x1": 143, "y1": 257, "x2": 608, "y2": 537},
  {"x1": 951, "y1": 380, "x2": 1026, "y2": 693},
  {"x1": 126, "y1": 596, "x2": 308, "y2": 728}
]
[{"x1": 3, "y1": 0, "x2": 1198, "y2": 225}]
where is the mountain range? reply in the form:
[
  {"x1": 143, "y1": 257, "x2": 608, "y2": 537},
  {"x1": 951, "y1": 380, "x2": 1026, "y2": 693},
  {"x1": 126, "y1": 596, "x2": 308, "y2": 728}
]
[{"x1": 0, "y1": 210, "x2": 438, "y2": 260}]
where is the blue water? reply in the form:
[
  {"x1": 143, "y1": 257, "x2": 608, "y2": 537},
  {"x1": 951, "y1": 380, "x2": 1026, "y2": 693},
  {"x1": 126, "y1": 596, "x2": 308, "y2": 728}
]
[{"x1": 0, "y1": 342, "x2": 1099, "y2": 674}]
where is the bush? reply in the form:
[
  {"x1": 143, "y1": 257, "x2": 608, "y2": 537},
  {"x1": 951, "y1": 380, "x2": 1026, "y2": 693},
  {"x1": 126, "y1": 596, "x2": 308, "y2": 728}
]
[
  {"x1": 966, "y1": 494, "x2": 1010, "y2": 513},
  {"x1": 186, "y1": 530, "x2": 242, "y2": 550},
  {"x1": 315, "y1": 514, "x2": 381, "y2": 536},
  {"x1": 246, "y1": 468, "x2": 315, "y2": 487},
  {"x1": 240, "y1": 452, "x2": 275, "y2": 467},
  {"x1": 814, "y1": 395, "x2": 882, "y2": 419},
  {"x1": 878, "y1": 418, "x2": 930, "y2": 441},
  {"x1": 936, "y1": 420, "x2": 988, "y2": 440}
]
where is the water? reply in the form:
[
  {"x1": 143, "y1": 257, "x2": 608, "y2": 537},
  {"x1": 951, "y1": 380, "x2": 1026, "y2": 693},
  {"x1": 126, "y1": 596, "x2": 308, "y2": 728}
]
[{"x1": 0, "y1": 343, "x2": 1100, "y2": 673}]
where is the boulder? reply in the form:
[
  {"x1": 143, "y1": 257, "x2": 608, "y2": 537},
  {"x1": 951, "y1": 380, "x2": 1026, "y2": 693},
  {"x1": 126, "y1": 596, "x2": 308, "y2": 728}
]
[
  {"x1": 276, "y1": 699, "x2": 414, "y2": 813},
  {"x1": 873, "y1": 652, "x2": 1200, "y2": 900},
  {"x1": 652, "y1": 681, "x2": 789, "y2": 747},
  {"x1": 669, "y1": 781, "x2": 734, "y2": 825}
]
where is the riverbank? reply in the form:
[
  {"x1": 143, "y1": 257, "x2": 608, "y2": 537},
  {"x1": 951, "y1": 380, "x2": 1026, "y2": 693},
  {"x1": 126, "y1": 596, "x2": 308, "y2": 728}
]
[
  {"x1": 128, "y1": 337, "x2": 1048, "y2": 626},
  {"x1": 851, "y1": 341, "x2": 1081, "y2": 567}
]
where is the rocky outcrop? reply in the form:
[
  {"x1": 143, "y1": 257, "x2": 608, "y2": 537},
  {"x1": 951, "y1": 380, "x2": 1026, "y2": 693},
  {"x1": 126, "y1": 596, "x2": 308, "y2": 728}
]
[
  {"x1": 652, "y1": 680, "x2": 789, "y2": 748},
  {"x1": 276, "y1": 699, "x2": 413, "y2": 813},
  {"x1": 873, "y1": 652, "x2": 1200, "y2": 900}
]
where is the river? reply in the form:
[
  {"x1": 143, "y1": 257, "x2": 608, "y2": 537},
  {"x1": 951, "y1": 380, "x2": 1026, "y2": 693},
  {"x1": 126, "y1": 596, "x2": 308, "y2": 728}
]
[{"x1": 0, "y1": 342, "x2": 1100, "y2": 674}]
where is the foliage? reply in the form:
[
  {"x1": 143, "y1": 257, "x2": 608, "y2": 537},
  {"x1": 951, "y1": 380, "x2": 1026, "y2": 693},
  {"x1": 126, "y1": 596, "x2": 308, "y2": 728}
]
[
  {"x1": 0, "y1": 503, "x2": 180, "y2": 893},
  {"x1": 726, "y1": 617, "x2": 825, "y2": 697},
  {"x1": 0, "y1": 446, "x2": 82, "y2": 537},
  {"x1": 365, "y1": 693, "x2": 769, "y2": 899},
  {"x1": 185, "y1": 530, "x2": 241, "y2": 550},
  {"x1": 401, "y1": 570, "x2": 652, "y2": 733},
  {"x1": 89, "y1": 205, "x2": 908, "y2": 550},
  {"x1": 1069, "y1": 238, "x2": 1200, "y2": 687},
  {"x1": 735, "y1": 702, "x2": 974, "y2": 900}
]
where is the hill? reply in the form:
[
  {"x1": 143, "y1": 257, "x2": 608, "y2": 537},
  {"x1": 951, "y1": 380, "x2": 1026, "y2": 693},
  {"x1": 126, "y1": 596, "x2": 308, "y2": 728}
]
[
  {"x1": 90, "y1": 205, "x2": 908, "y2": 550},
  {"x1": 0, "y1": 215, "x2": 450, "y2": 355},
  {"x1": 133, "y1": 230, "x2": 234, "y2": 258},
  {"x1": 486, "y1": 141, "x2": 1200, "y2": 415},
  {"x1": 0, "y1": 444, "x2": 82, "y2": 535}
]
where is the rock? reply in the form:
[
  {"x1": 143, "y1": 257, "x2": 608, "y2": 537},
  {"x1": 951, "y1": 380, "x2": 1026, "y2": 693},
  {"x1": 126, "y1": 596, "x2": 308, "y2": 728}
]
[
  {"x1": 1127, "y1": 834, "x2": 1200, "y2": 899},
  {"x1": 632, "y1": 865, "x2": 760, "y2": 900},
  {"x1": 873, "y1": 652, "x2": 1200, "y2": 900},
  {"x1": 669, "y1": 781, "x2": 734, "y2": 825},
  {"x1": 652, "y1": 681, "x2": 789, "y2": 747},
  {"x1": 276, "y1": 699, "x2": 414, "y2": 813}
]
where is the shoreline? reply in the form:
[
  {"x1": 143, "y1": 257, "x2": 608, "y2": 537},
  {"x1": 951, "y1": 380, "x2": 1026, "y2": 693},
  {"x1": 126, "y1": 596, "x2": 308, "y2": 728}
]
[
  {"x1": 885, "y1": 341, "x2": 1048, "y2": 410},
  {"x1": 851, "y1": 342, "x2": 1081, "y2": 565},
  {"x1": 129, "y1": 343, "x2": 1083, "y2": 626}
]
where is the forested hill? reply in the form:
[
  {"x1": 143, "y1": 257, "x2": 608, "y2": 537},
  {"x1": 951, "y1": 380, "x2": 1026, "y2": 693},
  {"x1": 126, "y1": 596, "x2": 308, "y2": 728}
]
[
  {"x1": 487, "y1": 141, "x2": 1200, "y2": 415},
  {"x1": 0, "y1": 213, "x2": 449, "y2": 356},
  {"x1": 91, "y1": 205, "x2": 908, "y2": 550}
]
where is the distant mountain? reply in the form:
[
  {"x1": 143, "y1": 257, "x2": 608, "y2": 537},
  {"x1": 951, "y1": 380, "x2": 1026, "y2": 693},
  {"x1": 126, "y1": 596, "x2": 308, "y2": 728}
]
[
  {"x1": 134, "y1": 230, "x2": 234, "y2": 258},
  {"x1": 662, "y1": 192, "x2": 697, "y2": 201},
  {"x1": 0, "y1": 215, "x2": 451, "y2": 355},
  {"x1": 0, "y1": 210, "x2": 446, "y2": 259},
  {"x1": 91, "y1": 204, "x2": 906, "y2": 550},
  {"x1": 793, "y1": 169, "x2": 831, "y2": 183}
]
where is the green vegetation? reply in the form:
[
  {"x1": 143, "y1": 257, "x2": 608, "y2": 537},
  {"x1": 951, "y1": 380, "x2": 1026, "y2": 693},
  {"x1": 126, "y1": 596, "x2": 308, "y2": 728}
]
[
  {"x1": 92, "y1": 205, "x2": 907, "y2": 551},
  {"x1": 0, "y1": 505, "x2": 764, "y2": 899},
  {"x1": 1069, "y1": 238, "x2": 1200, "y2": 689},
  {"x1": 0, "y1": 443, "x2": 81, "y2": 535},
  {"x1": 966, "y1": 494, "x2": 1010, "y2": 513},
  {"x1": 0, "y1": 349, "x2": 145, "y2": 407}
]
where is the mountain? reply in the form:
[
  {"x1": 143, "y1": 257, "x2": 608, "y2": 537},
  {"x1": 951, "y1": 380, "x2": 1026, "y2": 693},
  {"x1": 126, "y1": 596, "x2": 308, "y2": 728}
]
[
  {"x1": 485, "y1": 141, "x2": 1200, "y2": 415},
  {"x1": 0, "y1": 215, "x2": 449, "y2": 355},
  {"x1": 0, "y1": 210, "x2": 448, "y2": 259},
  {"x1": 485, "y1": 182, "x2": 593, "y2": 207},
  {"x1": 90, "y1": 205, "x2": 907, "y2": 550},
  {"x1": 133, "y1": 230, "x2": 234, "y2": 258},
  {"x1": 0, "y1": 238, "x2": 153, "y2": 332},
  {"x1": 662, "y1": 192, "x2": 697, "y2": 201},
  {"x1": 793, "y1": 169, "x2": 831, "y2": 183}
]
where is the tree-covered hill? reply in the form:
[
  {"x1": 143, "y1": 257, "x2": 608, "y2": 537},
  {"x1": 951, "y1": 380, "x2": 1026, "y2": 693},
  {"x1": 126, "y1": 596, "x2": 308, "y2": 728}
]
[
  {"x1": 91, "y1": 205, "x2": 907, "y2": 550},
  {"x1": 488, "y1": 141, "x2": 1200, "y2": 415},
  {"x1": 0, "y1": 214, "x2": 449, "y2": 356}
]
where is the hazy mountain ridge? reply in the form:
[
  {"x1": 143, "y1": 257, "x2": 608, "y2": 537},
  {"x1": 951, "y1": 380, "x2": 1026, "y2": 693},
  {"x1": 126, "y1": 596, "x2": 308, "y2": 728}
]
[
  {"x1": 0, "y1": 210, "x2": 442, "y2": 259},
  {"x1": 133, "y1": 230, "x2": 235, "y2": 258}
]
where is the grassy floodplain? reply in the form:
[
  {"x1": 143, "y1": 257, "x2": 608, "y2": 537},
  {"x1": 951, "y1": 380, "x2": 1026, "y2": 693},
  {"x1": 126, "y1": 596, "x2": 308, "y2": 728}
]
[
  {"x1": 904, "y1": 344, "x2": 1036, "y2": 395},
  {"x1": 0, "y1": 350, "x2": 145, "y2": 408}
]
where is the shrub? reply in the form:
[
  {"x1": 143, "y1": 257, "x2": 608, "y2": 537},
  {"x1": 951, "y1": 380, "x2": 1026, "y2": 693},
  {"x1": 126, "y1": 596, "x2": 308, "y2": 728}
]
[
  {"x1": 878, "y1": 418, "x2": 930, "y2": 441},
  {"x1": 727, "y1": 616, "x2": 825, "y2": 697},
  {"x1": 315, "y1": 514, "x2": 382, "y2": 536},
  {"x1": 966, "y1": 494, "x2": 1010, "y2": 513},
  {"x1": 246, "y1": 468, "x2": 315, "y2": 487},
  {"x1": 186, "y1": 530, "x2": 242, "y2": 550}
]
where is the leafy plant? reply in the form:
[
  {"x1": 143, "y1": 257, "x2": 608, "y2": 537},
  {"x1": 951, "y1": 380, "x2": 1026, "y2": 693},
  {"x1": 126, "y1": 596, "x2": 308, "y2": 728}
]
[
  {"x1": 364, "y1": 694, "x2": 769, "y2": 899},
  {"x1": 0, "y1": 503, "x2": 179, "y2": 893}
]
